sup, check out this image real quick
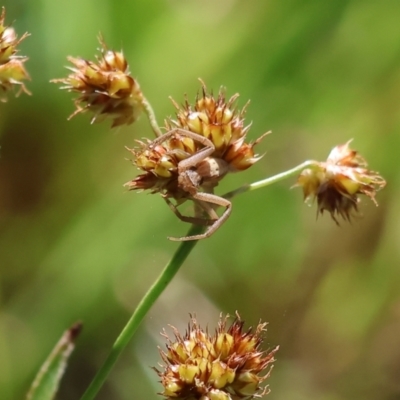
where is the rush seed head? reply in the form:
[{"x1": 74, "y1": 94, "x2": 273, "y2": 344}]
[
  {"x1": 0, "y1": 7, "x2": 30, "y2": 101},
  {"x1": 165, "y1": 79, "x2": 268, "y2": 171},
  {"x1": 124, "y1": 82, "x2": 269, "y2": 240},
  {"x1": 52, "y1": 35, "x2": 143, "y2": 127},
  {"x1": 154, "y1": 313, "x2": 278, "y2": 399},
  {"x1": 296, "y1": 140, "x2": 386, "y2": 223}
]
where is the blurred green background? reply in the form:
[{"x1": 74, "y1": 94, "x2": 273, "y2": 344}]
[{"x1": 1, "y1": 0, "x2": 399, "y2": 399}]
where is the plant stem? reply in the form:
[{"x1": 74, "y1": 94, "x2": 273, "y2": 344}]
[
  {"x1": 79, "y1": 224, "x2": 204, "y2": 400},
  {"x1": 80, "y1": 160, "x2": 317, "y2": 399},
  {"x1": 223, "y1": 160, "x2": 318, "y2": 199},
  {"x1": 141, "y1": 96, "x2": 163, "y2": 137}
]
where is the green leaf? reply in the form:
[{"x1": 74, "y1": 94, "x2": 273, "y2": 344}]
[{"x1": 26, "y1": 322, "x2": 83, "y2": 400}]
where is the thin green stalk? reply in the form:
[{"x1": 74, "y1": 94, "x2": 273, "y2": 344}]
[
  {"x1": 223, "y1": 160, "x2": 318, "y2": 199},
  {"x1": 80, "y1": 224, "x2": 204, "y2": 400},
  {"x1": 141, "y1": 96, "x2": 163, "y2": 137},
  {"x1": 80, "y1": 160, "x2": 317, "y2": 400}
]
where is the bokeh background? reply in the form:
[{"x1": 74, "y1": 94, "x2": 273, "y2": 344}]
[{"x1": 1, "y1": 1, "x2": 399, "y2": 399}]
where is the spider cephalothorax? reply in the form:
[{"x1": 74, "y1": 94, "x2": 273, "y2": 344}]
[{"x1": 125, "y1": 82, "x2": 268, "y2": 241}]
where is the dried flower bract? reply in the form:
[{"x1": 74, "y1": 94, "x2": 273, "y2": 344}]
[
  {"x1": 0, "y1": 7, "x2": 30, "y2": 101},
  {"x1": 296, "y1": 140, "x2": 386, "y2": 223},
  {"x1": 52, "y1": 35, "x2": 143, "y2": 127},
  {"x1": 125, "y1": 81, "x2": 269, "y2": 240},
  {"x1": 155, "y1": 313, "x2": 278, "y2": 400}
]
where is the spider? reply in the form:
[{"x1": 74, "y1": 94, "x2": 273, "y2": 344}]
[{"x1": 146, "y1": 128, "x2": 232, "y2": 241}]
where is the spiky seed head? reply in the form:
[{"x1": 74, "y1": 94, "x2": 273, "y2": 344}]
[
  {"x1": 165, "y1": 80, "x2": 268, "y2": 171},
  {"x1": 296, "y1": 140, "x2": 386, "y2": 223},
  {"x1": 0, "y1": 7, "x2": 30, "y2": 101},
  {"x1": 125, "y1": 81, "x2": 269, "y2": 201},
  {"x1": 154, "y1": 313, "x2": 278, "y2": 400},
  {"x1": 52, "y1": 35, "x2": 143, "y2": 127}
]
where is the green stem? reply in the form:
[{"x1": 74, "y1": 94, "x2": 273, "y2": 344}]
[
  {"x1": 80, "y1": 160, "x2": 317, "y2": 399},
  {"x1": 141, "y1": 96, "x2": 163, "y2": 137},
  {"x1": 223, "y1": 160, "x2": 318, "y2": 199},
  {"x1": 80, "y1": 224, "x2": 204, "y2": 400}
]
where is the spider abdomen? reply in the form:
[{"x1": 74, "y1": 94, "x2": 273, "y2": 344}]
[{"x1": 197, "y1": 157, "x2": 229, "y2": 182}]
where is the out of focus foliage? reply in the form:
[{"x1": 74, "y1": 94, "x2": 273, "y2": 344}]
[{"x1": 0, "y1": 1, "x2": 399, "y2": 399}]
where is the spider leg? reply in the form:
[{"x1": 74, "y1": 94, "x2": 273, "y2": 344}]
[
  {"x1": 194, "y1": 198, "x2": 219, "y2": 221},
  {"x1": 168, "y1": 193, "x2": 232, "y2": 241},
  {"x1": 163, "y1": 197, "x2": 214, "y2": 226},
  {"x1": 149, "y1": 128, "x2": 216, "y2": 172},
  {"x1": 152, "y1": 128, "x2": 229, "y2": 241}
]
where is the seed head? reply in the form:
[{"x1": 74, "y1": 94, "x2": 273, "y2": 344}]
[
  {"x1": 166, "y1": 80, "x2": 268, "y2": 171},
  {"x1": 52, "y1": 35, "x2": 143, "y2": 127},
  {"x1": 0, "y1": 7, "x2": 30, "y2": 101},
  {"x1": 154, "y1": 313, "x2": 278, "y2": 400},
  {"x1": 296, "y1": 140, "x2": 386, "y2": 223},
  {"x1": 125, "y1": 81, "x2": 268, "y2": 201}
]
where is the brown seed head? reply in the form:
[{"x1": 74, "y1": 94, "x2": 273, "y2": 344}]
[
  {"x1": 52, "y1": 35, "x2": 143, "y2": 127},
  {"x1": 125, "y1": 81, "x2": 268, "y2": 201},
  {"x1": 124, "y1": 139, "x2": 188, "y2": 201},
  {"x1": 154, "y1": 313, "x2": 278, "y2": 400},
  {"x1": 296, "y1": 140, "x2": 386, "y2": 223},
  {"x1": 0, "y1": 7, "x2": 30, "y2": 101},
  {"x1": 166, "y1": 80, "x2": 268, "y2": 171}
]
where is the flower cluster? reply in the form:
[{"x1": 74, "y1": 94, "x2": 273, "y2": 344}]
[
  {"x1": 155, "y1": 314, "x2": 278, "y2": 400},
  {"x1": 167, "y1": 84, "x2": 267, "y2": 171},
  {"x1": 296, "y1": 140, "x2": 386, "y2": 223},
  {"x1": 125, "y1": 82, "x2": 268, "y2": 201},
  {"x1": 52, "y1": 36, "x2": 143, "y2": 127},
  {"x1": 0, "y1": 7, "x2": 30, "y2": 101}
]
